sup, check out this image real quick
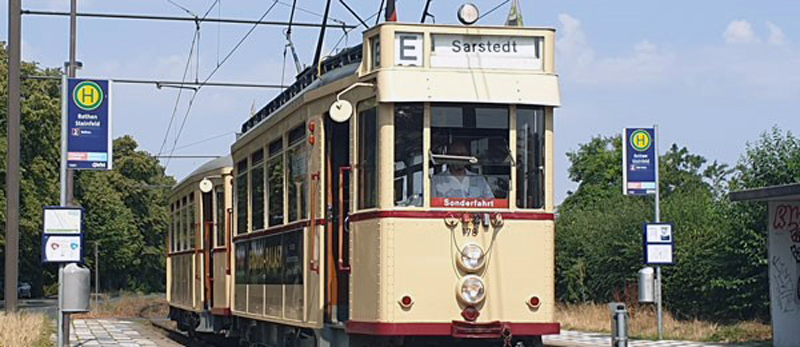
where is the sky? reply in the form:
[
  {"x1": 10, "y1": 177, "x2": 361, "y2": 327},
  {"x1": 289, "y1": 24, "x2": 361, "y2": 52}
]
[{"x1": 2, "y1": 0, "x2": 799, "y2": 203}]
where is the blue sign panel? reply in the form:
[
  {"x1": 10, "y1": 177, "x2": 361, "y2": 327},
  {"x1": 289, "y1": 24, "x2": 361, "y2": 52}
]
[
  {"x1": 623, "y1": 128, "x2": 656, "y2": 195},
  {"x1": 65, "y1": 78, "x2": 112, "y2": 170}
]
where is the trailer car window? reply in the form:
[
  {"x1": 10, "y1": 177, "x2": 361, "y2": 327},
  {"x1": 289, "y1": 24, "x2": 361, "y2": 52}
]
[{"x1": 216, "y1": 187, "x2": 225, "y2": 247}]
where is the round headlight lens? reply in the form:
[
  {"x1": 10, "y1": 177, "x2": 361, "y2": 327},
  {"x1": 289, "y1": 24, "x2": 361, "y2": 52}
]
[
  {"x1": 459, "y1": 243, "x2": 485, "y2": 271},
  {"x1": 458, "y1": 275, "x2": 486, "y2": 304}
]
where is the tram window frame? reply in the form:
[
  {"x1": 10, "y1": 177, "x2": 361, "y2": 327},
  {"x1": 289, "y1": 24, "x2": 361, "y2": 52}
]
[
  {"x1": 215, "y1": 186, "x2": 226, "y2": 247},
  {"x1": 176, "y1": 200, "x2": 182, "y2": 251},
  {"x1": 169, "y1": 203, "x2": 175, "y2": 252},
  {"x1": 358, "y1": 99, "x2": 379, "y2": 210},
  {"x1": 267, "y1": 138, "x2": 284, "y2": 227},
  {"x1": 287, "y1": 124, "x2": 308, "y2": 222},
  {"x1": 516, "y1": 107, "x2": 545, "y2": 209},
  {"x1": 188, "y1": 193, "x2": 196, "y2": 249},
  {"x1": 394, "y1": 103, "x2": 424, "y2": 207},
  {"x1": 429, "y1": 104, "x2": 511, "y2": 205},
  {"x1": 236, "y1": 159, "x2": 249, "y2": 235},
  {"x1": 251, "y1": 150, "x2": 265, "y2": 231}
]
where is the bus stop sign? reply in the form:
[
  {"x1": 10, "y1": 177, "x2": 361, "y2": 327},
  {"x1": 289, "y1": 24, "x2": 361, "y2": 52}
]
[
  {"x1": 63, "y1": 78, "x2": 112, "y2": 170},
  {"x1": 623, "y1": 128, "x2": 656, "y2": 195}
]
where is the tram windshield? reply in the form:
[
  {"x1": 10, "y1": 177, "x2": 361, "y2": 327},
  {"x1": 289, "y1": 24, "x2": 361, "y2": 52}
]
[{"x1": 429, "y1": 104, "x2": 510, "y2": 208}]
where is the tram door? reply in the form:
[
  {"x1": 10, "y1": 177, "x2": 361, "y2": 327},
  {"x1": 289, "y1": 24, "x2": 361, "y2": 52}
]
[
  {"x1": 325, "y1": 116, "x2": 351, "y2": 323},
  {"x1": 201, "y1": 192, "x2": 214, "y2": 309}
]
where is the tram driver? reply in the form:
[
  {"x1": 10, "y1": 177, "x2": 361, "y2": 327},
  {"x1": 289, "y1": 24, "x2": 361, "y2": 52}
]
[{"x1": 432, "y1": 141, "x2": 495, "y2": 199}]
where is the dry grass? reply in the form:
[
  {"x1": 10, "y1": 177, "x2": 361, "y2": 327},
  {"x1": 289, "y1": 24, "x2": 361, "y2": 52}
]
[
  {"x1": 556, "y1": 303, "x2": 771, "y2": 343},
  {"x1": 0, "y1": 312, "x2": 52, "y2": 347},
  {"x1": 73, "y1": 293, "x2": 168, "y2": 320}
]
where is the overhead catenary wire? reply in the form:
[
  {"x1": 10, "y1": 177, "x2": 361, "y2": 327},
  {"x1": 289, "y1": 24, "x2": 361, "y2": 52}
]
[
  {"x1": 338, "y1": 0, "x2": 368, "y2": 28},
  {"x1": 159, "y1": 0, "x2": 220, "y2": 157},
  {"x1": 157, "y1": 30, "x2": 197, "y2": 156},
  {"x1": 20, "y1": 10, "x2": 356, "y2": 29},
  {"x1": 164, "y1": 0, "x2": 281, "y2": 170},
  {"x1": 477, "y1": 0, "x2": 511, "y2": 22}
]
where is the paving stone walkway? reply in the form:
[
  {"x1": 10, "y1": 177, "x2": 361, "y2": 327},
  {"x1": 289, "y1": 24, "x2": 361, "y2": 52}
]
[
  {"x1": 543, "y1": 330, "x2": 771, "y2": 347},
  {"x1": 70, "y1": 319, "x2": 180, "y2": 347}
]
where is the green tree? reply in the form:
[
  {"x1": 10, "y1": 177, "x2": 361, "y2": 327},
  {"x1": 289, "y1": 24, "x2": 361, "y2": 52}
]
[
  {"x1": 75, "y1": 136, "x2": 174, "y2": 292},
  {"x1": 555, "y1": 134, "x2": 766, "y2": 321},
  {"x1": 0, "y1": 43, "x2": 175, "y2": 295}
]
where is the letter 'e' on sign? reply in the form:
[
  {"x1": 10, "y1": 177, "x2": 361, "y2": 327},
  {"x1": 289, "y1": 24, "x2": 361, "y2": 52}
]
[{"x1": 395, "y1": 32, "x2": 423, "y2": 66}]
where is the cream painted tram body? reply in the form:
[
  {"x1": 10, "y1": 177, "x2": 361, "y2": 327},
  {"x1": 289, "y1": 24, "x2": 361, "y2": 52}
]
[
  {"x1": 167, "y1": 156, "x2": 234, "y2": 333},
  {"x1": 170, "y1": 21, "x2": 560, "y2": 347}
]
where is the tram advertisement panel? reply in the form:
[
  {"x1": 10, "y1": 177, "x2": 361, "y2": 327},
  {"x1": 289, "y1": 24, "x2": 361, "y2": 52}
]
[{"x1": 234, "y1": 230, "x2": 304, "y2": 285}]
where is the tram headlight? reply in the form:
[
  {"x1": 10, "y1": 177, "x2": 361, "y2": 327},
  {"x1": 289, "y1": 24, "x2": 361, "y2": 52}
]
[
  {"x1": 457, "y1": 275, "x2": 486, "y2": 304},
  {"x1": 458, "y1": 243, "x2": 485, "y2": 272}
]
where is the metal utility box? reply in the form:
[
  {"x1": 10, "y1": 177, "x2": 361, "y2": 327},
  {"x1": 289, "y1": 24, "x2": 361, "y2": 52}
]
[
  {"x1": 609, "y1": 302, "x2": 628, "y2": 347},
  {"x1": 62, "y1": 263, "x2": 91, "y2": 313},
  {"x1": 638, "y1": 267, "x2": 655, "y2": 303}
]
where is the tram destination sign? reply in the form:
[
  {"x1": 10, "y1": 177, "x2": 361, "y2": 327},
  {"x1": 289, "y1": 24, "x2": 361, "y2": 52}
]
[
  {"x1": 430, "y1": 34, "x2": 543, "y2": 70},
  {"x1": 623, "y1": 128, "x2": 657, "y2": 195},
  {"x1": 63, "y1": 77, "x2": 113, "y2": 170}
]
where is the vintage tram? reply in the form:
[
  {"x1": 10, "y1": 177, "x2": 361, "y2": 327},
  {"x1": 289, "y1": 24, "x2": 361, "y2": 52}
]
[{"x1": 168, "y1": 20, "x2": 560, "y2": 347}]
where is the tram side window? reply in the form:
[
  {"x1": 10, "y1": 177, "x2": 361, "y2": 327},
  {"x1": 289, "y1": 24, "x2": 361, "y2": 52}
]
[
  {"x1": 517, "y1": 107, "x2": 545, "y2": 209},
  {"x1": 181, "y1": 197, "x2": 188, "y2": 250},
  {"x1": 167, "y1": 203, "x2": 175, "y2": 252},
  {"x1": 267, "y1": 139, "x2": 284, "y2": 226},
  {"x1": 288, "y1": 125, "x2": 308, "y2": 222},
  {"x1": 394, "y1": 103, "x2": 423, "y2": 207},
  {"x1": 176, "y1": 201, "x2": 182, "y2": 251},
  {"x1": 188, "y1": 194, "x2": 195, "y2": 249},
  {"x1": 358, "y1": 99, "x2": 378, "y2": 209},
  {"x1": 430, "y1": 104, "x2": 511, "y2": 206},
  {"x1": 251, "y1": 150, "x2": 265, "y2": 230},
  {"x1": 236, "y1": 160, "x2": 248, "y2": 235},
  {"x1": 216, "y1": 187, "x2": 226, "y2": 247}
]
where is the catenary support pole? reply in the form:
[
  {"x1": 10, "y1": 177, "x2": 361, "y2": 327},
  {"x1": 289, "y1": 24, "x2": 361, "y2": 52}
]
[
  {"x1": 4, "y1": 0, "x2": 21, "y2": 314},
  {"x1": 654, "y1": 124, "x2": 662, "y2": 340}
]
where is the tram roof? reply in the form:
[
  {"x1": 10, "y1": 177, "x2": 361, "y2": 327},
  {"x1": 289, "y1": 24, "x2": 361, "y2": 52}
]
[
  {"x1": 174, "y1": 155, "x2": 232, "y2": 189},
  {"x1": 240, "y1": 44, "x2": 363, "y2": 135}
]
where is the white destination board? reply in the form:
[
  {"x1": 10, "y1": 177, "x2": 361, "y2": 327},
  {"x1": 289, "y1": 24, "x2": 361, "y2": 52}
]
[
  {"x1": 645, "y1": 244, "x2": 673, "y2": 264},
  {"x1": 43, "y1": 235, "x2": 82, "y2": 262},
  {"x1": 43, "y1": 207, "x2": 83, "y2": 234},
  {"x1": 431, "y1": 34, "x2": 543, "y2": 70}
]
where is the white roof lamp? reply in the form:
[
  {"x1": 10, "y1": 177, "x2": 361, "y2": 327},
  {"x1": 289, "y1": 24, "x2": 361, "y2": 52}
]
[{"x1": 457, "y1": 3, "x2": 480, "y2": 25}]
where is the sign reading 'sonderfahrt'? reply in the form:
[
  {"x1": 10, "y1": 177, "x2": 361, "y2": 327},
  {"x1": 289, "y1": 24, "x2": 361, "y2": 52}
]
[{"x1": 64, "y1": 78, "x2": 112, "y2": 170}]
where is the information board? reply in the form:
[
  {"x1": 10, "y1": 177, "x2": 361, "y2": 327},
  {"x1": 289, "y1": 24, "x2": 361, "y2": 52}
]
[
  {"x1": 42, "y1": 235, "x2": 83, "y2": 263},
  {"x1": 42, "y1": 206, "x2": 84, "y2": 263},
  {"x1": 63, "y1": 78, "x2": 112, "y2": 170},
  {"x1": 43, "y1": 207, "x2": 83, "y2": 235},
  {"x1": 643, "y1": 223, "x2": 674, "y2": 265},
  {"x1": 623, "y1": 128, "x2": 656, "y2": 195}
]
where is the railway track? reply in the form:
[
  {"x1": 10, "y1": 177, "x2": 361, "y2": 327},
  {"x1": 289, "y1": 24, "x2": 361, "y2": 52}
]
[{"x1": 150, "y1": 318, "x2": 236, "y2": 346}]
